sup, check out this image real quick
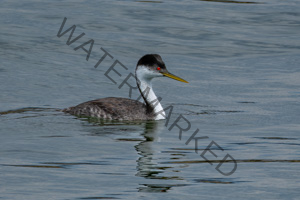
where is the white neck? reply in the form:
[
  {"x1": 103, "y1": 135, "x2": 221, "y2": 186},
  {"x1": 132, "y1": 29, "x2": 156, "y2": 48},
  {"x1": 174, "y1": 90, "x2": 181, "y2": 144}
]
[{"x1": 136, "y1": 67, "x2": 166, "y2": 120}]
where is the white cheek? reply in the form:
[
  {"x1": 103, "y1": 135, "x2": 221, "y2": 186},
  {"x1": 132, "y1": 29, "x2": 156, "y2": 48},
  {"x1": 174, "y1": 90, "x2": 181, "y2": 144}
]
[
  {"x1": 136, "y1": 66, "x2": 162, "y2": 80},
  {"x1": 148, "y1": 70, "x2": 162, "y2": 78}
]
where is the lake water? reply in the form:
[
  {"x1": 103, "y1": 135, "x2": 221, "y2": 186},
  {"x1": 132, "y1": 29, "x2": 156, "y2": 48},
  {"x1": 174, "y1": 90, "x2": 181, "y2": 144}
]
[{"x1": 0, "y1": 0, "x2": 300, "y2": 199}]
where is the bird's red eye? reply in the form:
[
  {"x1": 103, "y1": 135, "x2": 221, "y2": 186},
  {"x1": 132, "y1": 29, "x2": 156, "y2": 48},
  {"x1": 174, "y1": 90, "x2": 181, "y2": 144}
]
[{"x1": 157, "y1": 67, "x2": 161, "y2": 71}]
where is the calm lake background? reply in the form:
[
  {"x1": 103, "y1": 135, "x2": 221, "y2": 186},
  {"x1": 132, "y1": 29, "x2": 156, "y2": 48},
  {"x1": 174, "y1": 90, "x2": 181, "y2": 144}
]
[{"x1": 0, "y1": 0, "x2": 300, "y2": 199}]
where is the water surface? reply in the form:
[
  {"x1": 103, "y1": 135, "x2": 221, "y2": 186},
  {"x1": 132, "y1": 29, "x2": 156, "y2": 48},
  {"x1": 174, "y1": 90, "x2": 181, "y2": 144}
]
[{"x1": 0, "y1": 0, "x2": 300, "y2": 199}]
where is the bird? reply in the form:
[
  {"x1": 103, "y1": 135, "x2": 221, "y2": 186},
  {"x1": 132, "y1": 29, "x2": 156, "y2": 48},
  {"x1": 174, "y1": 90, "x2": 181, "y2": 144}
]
[{"x1": 63, "y1": 54, "x2": 188, "y2": 121}]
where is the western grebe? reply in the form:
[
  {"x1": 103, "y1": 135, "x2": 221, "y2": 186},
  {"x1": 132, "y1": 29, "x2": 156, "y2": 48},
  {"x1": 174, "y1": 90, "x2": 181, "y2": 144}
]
[{"x1": 63, "y1": 54, "x2": 188, "y2": 120}]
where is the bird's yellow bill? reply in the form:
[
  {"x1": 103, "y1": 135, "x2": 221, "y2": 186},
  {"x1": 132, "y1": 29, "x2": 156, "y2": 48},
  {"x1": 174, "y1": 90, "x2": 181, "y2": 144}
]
[{"x1": 161, "y1": 72, "x2": 189, "y2": 83}]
